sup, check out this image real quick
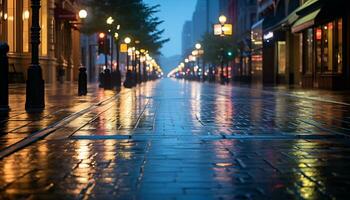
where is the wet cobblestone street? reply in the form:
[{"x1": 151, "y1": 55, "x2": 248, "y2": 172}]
[{"x1": 1, "y1": 79, "x2": 350, "y2": 199}]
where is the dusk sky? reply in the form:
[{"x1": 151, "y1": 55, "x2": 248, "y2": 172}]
[{"x1": 143, "y1": 0, "x2": 197, "y2": 57}]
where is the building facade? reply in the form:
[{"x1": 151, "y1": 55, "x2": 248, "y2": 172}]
[
  {"x1": 0, "y1": 0, "x2": 83, "y2": 84},
  {"x1": 181, "y1": 0, "x2": 221, "y2": 57},
  {"x1": 292, "y1": 0, "x2": 349, "y2": 89},
  {"x1": 230, "y1": 0, "x2": 350, "y2": 90}
]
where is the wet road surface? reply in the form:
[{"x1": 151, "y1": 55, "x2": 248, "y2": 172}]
[{"x1": 1, "y1": 79, "x2": 350, "y2": 199}]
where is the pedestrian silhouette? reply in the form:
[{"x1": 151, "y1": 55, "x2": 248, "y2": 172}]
[{"x1": 78, "y1": 67, "x2": 88, "y2": 96}]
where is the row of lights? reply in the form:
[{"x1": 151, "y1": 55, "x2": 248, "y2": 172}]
[{"x1": 168, "y1": 42, "x2": 203, "y2": 77}]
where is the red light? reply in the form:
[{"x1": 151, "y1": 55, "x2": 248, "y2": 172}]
[
  {"x1": 99, "y1": 33, "x2": 105, "y2": 39},
  {"x1": 316, "y1": 28, "x2": 322, "y2": 40},
  {"x1": 328, "y1": 23, "x2": 333, "y2": 30}
]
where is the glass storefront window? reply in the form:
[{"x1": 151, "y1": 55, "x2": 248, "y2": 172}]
[
  {"x1": 314, "y1": 19, "x2": 343, "y2": 74},
  {"x1": 277, "y1": 41, "x2": 286, "y2": 75},
  {"x1": 23, "y1": 0, "x2": 30, "y2": 52},
  {"x1": 0, "y1": 0, "x2": 6, "y2": 41},
  {"x1": 7, "y1": 0, "x2": 15, "y2": 52},
  {"x1": 304, "y1": 28, "x2": 313, "y2": 74},
  {"x1": 336, "y1": 18, "x2": 343, "y2": 73},
  {"x1": 40, "y1": 0, "x2": 48, "y2": 56},
  {"x1": 322, "y1": 22, "x2": 333, "y2": 72}
]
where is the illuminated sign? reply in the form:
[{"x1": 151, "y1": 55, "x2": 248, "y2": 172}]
[
  {"x1": 214, "y1": 24, "x2": 222, "y2": 35},
  {"x1": 120, "y1": 44, "x2": 128, "y2": 53},
  {"x1": 263, "y1": 32, "x2": 274, "y2": 40},
  {"x1": 214, "y1": 24, "x2": 233, "y2": 36},
  {"x1": 222, "y1": 24, "x2": 232, "y2": 35}
]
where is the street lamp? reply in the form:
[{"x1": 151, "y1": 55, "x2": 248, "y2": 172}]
[
  {"x1": 124, "y1": 37, "x2": 131, "y2": 44},
  {"x1": 106, "y1": 16, "x2": 114, "y2": 25},
  {"x1": 219, "y1": 15, "x2": 227, "y2": 25},
  {"x1": 26, "y1": 0, "x2": 45, "y2": 111},
  {"x1": 78, "y1": 9, "x2": 87, "y2": 19},
  {"x1": 195, "y1": 43, "x2": 201, "y2": 50}
]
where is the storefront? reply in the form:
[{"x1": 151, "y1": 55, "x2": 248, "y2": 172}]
[
  {"x1": 292, "y1": 0, "x2": 349, "y2": 89},
  {"x1": 0, "y1": 0, "x2": 56, "y2": 83},
  {"x1": 251, "y1": 19, "x2": 263, "y2": 84},
  {"x1": 0, "y1": 0, "x2": 83, "y2": 84}
]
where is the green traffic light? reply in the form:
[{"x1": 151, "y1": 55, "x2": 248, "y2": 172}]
[{"x1": 227, "y1": 51, "x2": 233, "y2": 56}]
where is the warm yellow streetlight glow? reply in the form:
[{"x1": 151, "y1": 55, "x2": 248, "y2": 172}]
[
  {"x1": 79, "y1": 9, "x2": 88, "y2": 19},
  {"x1": 195, "y1": 43, "x2": 201, "y2": 50},
  {"x1": 219, "y1": 15, "x2": 227, "y2": 25},
  {"x1": 124, "y1": 37, "x2": 131, "y2": 44},
  {"x1": 23, "y1": 10, "x2": 30, "y2": 20},
  {"x1": 99, "y1": 32, "x2": 106, "y2": 39},
  {"x1": 114, "y1": 32, "x2": 119, "y2": 39},
  {"x1": 192, "y1": 50, "x2": 198, "y2": 56},
  {"x1": 106, "y1": 16, "x2": 114, "y2": 25}
]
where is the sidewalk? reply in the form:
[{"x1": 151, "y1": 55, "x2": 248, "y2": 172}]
[
  {"x1": 0, "y1": 83, "x2": 119, "y2": 152},
  {"x1": 1, "y1": 79, "x2": 350, "y2": 199}
]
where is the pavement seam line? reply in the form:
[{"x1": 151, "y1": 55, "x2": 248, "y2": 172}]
[
  {"x1": 51, "y1": 99, "x2": 121, "y2": 140},
  {"x1": 133, "y1": 99, "x2": 150, "y2": 130},
  {"x1": 0, "y1": 92, "x2": 124, "y2": 160}
]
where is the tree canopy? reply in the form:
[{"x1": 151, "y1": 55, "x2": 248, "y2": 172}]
[
  {"x1": 82, "y1": 0, "x2": 169, "y2": 55},
  {"x1": 201, "y1": 33, "x2": 236, "y2": 64}
]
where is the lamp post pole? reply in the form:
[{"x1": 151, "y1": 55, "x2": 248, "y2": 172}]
[
  {"x1": 220, "y1": 48, "x2": 225, "y2": 84},
  {"x1": 115, "y1": 37, "x2": 121, "y2": 87},
  {"x1": 26, "y1": 0, "x2": 45, "y2": 111}
]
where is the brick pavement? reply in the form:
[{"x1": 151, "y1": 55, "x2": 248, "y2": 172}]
[{"x1": 1, "y1": 79, "x2": 350, "y2": 199}]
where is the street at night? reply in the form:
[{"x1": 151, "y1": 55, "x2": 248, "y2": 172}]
[{"x1": 1, "y1": 0, "x2": 350, "y2": 199}]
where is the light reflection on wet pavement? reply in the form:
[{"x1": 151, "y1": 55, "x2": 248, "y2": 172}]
[{"x1": 1, "y1": 79, "x2": 350, "y2": 199}]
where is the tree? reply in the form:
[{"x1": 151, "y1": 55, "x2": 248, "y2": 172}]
[
  {"x1": 82, "y1": 0, "x2": 168, "y2": 55},
  {"x1": 201, "y1": 33, "x2": 236, "y2": 65}
]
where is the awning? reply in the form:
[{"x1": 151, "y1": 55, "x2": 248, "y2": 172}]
[
  {"x1": 294, "y1": 0, "x2": 319, "y2": 15},
  {"x1": 251, "y1": 19, "x2": 263, "y2": 30},
  {"x1": 264, "y1": 10, "x2": 298, "y2": 32},
  {"x1": 292, "y1": 8, "x2": 320, "y2": 33}
]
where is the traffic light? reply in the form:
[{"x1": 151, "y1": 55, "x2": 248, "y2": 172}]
[
  {"x1": 98, "y1": 33, "x2": 106, "y2": 55},
  {"x1": 227, "y1": 51, "x2": 233, "y2": 57}
]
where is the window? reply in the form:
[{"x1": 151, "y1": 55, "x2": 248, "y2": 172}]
[
  {"x1": 315, "y1": 19, "x2": 343, "y2": 74},
  {"x1": 303, "y1": 28, "x2": 313, "y2": 74},
  {"x1": 0, "y1": 0, "x2": 6, "y2": 41},
  {"x1": 23, "y1": 0, "x2": 30, "y2": 52},
  {"x1": 7, "y1": 0, "x2": 16, "y2": 52},
  {"x1": 336, "y1": 18, "x2": 343, "y2": 73},
  {"x1": 40, "y1": 0, "x2": 48, "y2": 55},
  {"x1": 277, "y1": 41, "x2": 286, "y2": 75}
]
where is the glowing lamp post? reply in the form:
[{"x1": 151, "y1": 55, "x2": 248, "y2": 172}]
[
  {"x1": 26, "y1": 0, "x2": 44, "y2": 111},
  {"x1": 78, "y1": 9, "x2": 87, "y2": 19}
]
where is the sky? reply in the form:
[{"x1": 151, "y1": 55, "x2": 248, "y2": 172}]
[{"x1": 143, "y1": 0, "x2": 197, "y2": 58}]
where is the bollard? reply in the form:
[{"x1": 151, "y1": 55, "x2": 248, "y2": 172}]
[
  {"x1": 112, "y1": 69, "x2": 121, "y2": 89},
  {"x1": 104, "y1": 68, "x2": 112, "y2": 89},
  {"x1": 78, "y1": 67, "x2": 88, "y2": 96},
  {"x1": 123, "y1": 70, "x2": 134, "y2": 88},
  {"x1": 99, "y1": 71, "x2": 105, "y2": 88},
  {"x1": 0, "y1": 43, "x2": 10, "y2": 112}
]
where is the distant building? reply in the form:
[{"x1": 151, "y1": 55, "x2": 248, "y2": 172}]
[
  {"x1": 181, "y1": 0, "x2": 221, "y2": 57},
  {"x1": 182, "y1": 21, "x2": 193, "y2": 57}
]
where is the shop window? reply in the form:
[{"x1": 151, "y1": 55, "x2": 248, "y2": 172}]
[
  {"x1": 277, "y1": 41, "x2": 286, "y2": 75},
  {"x1": 40, "y1": 0, "x2": 48, "y2": 56},
  {"x1": 0, "y1": 0, "x2": 6, "y2": 41},
  {"x1": 304, "y1": 28, "x2": 313, "y2": 74},
  {"x1": 315, "y1": 19, "x2": 343, "y2": 74},
  {"x1": 7, "y1": 0, "x2": 15, "y2": 52},
  {"x1": 336, "y1": 18, "x2": 343, "y2": 73},
  {"x1": 23, "y1": 0, "x2": 30, "y2": 52}
]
